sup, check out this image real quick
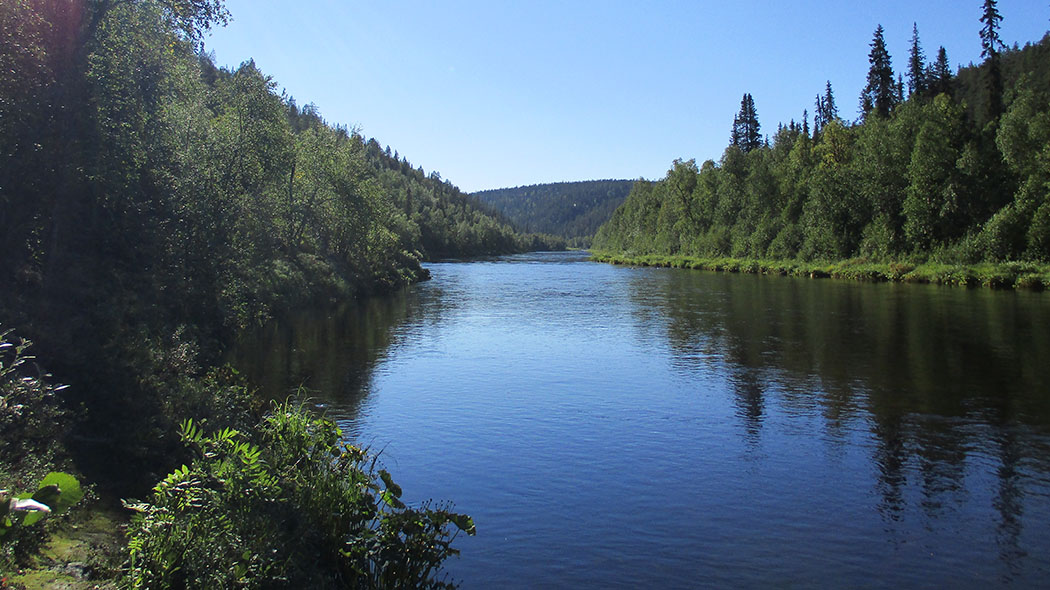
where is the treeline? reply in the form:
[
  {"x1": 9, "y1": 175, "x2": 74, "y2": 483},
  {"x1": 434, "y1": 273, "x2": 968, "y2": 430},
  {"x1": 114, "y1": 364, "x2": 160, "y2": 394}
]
[
  {"x1": 595, "y1": 8, "x2": 1050, "y2": 268},
  {"x1": 474, "y1": 180, "x2": 634, "y2": 247},
  {"x1": 1, "y1": 0, "x2": 487, "y2": 583}
]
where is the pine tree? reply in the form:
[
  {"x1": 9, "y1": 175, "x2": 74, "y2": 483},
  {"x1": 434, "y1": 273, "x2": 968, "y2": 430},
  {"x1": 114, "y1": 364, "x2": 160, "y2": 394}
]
[
  {"x1": 731, "y1": 93, "x2": 762, "y2": 153},
  {"x1": 907, "y1": 23, "x2": 928, "y2": 96},
  {"x1": 860, "y1": 25, "x2": 897, "y2": 119},
  {"x1": 979, "y1": 0, "x2": 1005, "y2": 120}
]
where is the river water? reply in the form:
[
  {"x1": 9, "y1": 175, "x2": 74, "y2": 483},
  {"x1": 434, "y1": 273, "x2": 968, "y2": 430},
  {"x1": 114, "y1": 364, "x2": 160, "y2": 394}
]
[{"x1": 228, "y1": 251, "x2": 1050, "y2": 588}]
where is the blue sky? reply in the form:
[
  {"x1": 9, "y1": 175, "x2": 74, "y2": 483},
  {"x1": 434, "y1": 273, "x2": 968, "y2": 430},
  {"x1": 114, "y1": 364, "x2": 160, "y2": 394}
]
[{"x1": 203, "y1": 1, "x2": 1050, "y2": 192}]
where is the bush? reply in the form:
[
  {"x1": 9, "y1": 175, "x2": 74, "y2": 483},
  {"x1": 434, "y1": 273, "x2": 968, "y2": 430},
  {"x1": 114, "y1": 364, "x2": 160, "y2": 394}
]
[
  {"x1": 125, "y1": 403, "x2": 475, "y2": 589},
  {"x1": 0, "y1": 328, "x2": 68, "y2": 485},
  {"x1": 979, "y1": 202, "x2": 1032, "y2": 261},
  {"x1": 1, "y1": 328, "x2": 80, "y2": 569}
]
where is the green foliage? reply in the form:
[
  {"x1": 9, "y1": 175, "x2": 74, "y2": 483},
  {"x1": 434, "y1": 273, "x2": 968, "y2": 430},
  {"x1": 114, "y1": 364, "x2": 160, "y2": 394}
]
[
  {"x1": 594, "y1": 30, "x2": 1050, "y2": 273},
  {"x1": 861, "y1": 25, "x2": 898, "y2": 119},
  {"x1": 473, "y1": 180, "x2": 633, "y2": 245},
  {"x1": 902, "y1": 94, "x2": 966, "y2": 251},
  {"x1": 0, "y1": 329, "x2": 67, "y2": 477},
  {"x1": 126, "y1": 404, "x2": 474, "y2": 589},
  {"x1": 1, "y1": 471, "x2": 82, "y2": 574},
  {"x1": 907, "y1": 23, "x2": 927, "y2": 97},
  {"x1": 0, "y1": 0, "x2": 557, "y2": 494},
  {"x1": 591, "y1": 251, "x2": 1050, "y2": 290},
  {"x1": 731, "y1": 93, "x2": 762, "y2": 152},
  {"x1": 365, "y1": 142, "x2": 565, "y2": 257}
]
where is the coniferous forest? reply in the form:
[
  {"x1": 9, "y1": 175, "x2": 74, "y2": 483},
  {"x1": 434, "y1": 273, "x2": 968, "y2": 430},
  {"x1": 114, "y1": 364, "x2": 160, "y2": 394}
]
[{"x1": 595, "y1": 12, "x2": 1050, "y2": 286}]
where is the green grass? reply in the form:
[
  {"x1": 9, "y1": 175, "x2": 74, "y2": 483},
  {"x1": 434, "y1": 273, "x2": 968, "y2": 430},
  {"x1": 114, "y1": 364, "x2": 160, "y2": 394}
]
[{"x1": 589, "y1": 252, "x2": 1050, "y2": 291}]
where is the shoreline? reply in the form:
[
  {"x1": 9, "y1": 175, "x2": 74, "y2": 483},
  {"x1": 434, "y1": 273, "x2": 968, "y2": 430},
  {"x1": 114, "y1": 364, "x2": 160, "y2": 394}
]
[{"x1": 590, "y1": 251, "x2": 1050, "y2": 290}]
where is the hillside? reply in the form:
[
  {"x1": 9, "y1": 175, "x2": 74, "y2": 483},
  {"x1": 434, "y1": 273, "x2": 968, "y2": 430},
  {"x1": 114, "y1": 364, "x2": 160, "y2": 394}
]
[
  {"x1": 474, "y1": 180, "x2": 634, "y2": 246},
  {"x1": 361, "y1": 140, "x2": 566, "y2": 258},
  {"x1": 594, "y1": 26, "x2": 1050, "y2": 271},
  {"x1": 0, "y1": 1, "x2": 545, "y2": 584},
  {"x1": 953, "y1": 32, "x2": 1050, "y2": 128}
]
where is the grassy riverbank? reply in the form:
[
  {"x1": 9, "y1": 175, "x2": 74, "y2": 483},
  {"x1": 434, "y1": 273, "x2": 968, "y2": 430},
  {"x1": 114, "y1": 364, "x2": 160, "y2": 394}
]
[{"x1": 591, "y1": 252, "x2": 1050, "y2": 290}]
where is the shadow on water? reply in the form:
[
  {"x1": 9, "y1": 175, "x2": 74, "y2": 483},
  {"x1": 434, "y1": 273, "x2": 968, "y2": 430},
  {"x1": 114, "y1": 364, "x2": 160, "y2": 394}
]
[{"x1": 225, "y1": 283, "x2": 455, "y2": 420}]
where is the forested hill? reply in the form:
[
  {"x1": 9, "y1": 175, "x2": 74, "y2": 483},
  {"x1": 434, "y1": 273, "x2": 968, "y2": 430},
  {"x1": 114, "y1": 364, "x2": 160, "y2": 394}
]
[
  {"x1": 0, "y1": 0, "x2": 559, "y2": 501},
  {"x1": 595, "y1": 20, "x2": 1050, "y2": 271},
  {"x1": 361, "y1": 139, "x2": 565, "y2": 258},
  {"x1": 474, "y1": 180, "x2": 634, "y2": 246}
]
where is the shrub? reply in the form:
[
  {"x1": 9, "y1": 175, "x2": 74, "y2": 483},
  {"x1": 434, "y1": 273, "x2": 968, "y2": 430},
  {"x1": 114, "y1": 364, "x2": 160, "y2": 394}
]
[
  {"x1": 0, "y1": 328, "x2": 68, "y2": 475},
  {"x1": 125, "y1": 403, "x2": 475, "y2": 589}
]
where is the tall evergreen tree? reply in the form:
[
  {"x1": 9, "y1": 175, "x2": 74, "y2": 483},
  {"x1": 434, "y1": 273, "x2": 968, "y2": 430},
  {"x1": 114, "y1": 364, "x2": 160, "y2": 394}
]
[
  {"x1": 928, "y1": 46, "x2": 954, "y2": 96},
  {"x1": 823, "y1": 81, "x2": 838, "y2": 122},
  {"x1": 814, "y1": 81, "x2": 838, "y2": 135},
  {"x1": 861, "y1": 25, "x2": 897, "y2": 119},
  {"x1": 731, "y1": 93, "x2": 762, "y2": 153},
  {"x1": 814, "y1": 94, "x2": 825, "y2": 135},
  {"x1": 907, "y1": 23, "x2": 928, "y2": 96},
  {"x1": 979, "y1": 0, "x2": 1005, "y2": 120}
]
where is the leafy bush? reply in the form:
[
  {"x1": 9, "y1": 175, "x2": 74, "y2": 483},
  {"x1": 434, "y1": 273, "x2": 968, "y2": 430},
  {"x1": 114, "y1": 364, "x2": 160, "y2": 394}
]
[
  {"x1": 125, "y1": 403, "x2": 475, "y2": 589},
  {"x1": 0, "y1": 328, "x2": 67, "y2": 475},
  {"x1": 0, "y1": 328, "x2": 82, "y2": 569}
]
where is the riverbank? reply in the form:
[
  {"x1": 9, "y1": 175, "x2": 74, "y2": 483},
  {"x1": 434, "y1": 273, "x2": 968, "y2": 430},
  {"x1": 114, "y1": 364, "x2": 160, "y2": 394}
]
[
  {"x1": 590, "y1": 252, "x2": 1050, "y2": 290},
  {"x1": 3, "y1": 505, "x2": 125, "y2": 590}
]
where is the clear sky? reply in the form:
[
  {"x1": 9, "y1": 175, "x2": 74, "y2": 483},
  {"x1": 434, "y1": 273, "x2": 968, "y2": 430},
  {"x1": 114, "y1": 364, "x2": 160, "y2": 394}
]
[{"x1": 203, "y1": 1, "x2": 1050, "y2": 193}]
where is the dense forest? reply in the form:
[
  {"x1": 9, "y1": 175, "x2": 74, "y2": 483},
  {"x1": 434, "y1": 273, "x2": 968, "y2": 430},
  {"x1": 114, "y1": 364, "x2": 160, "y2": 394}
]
[
  {"x1": 363, "y1": 139, "x2": 565, "y2": 258},
  {"x1": 0, "y1": 0, "x2": 555, "y2": 585},
  {"x1": 474, "y1": 180, "x2": 634, "y2": 247},
  {"x1": 595, "y1": 7, "x2": 1050, "y2": 281}
]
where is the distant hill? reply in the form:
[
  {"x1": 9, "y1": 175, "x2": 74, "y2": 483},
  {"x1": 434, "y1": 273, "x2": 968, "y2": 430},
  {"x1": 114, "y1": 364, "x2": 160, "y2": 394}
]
[{"x1": 473, "y1": 180, "x2": 635, "y2": 246}]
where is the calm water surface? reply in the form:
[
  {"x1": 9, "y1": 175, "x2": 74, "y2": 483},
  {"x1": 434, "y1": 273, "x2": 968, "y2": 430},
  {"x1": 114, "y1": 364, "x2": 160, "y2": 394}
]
[{"x1": 229, "y1": 251, "x2": 1050, "y2": 588}]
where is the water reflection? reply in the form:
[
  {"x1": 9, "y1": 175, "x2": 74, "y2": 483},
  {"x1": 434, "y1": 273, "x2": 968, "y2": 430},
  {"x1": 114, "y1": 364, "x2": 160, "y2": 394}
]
[
  {"x1": 632, "y1": 267, "x2": 1050, "y2": 577},
  {"x1": 227, "y1": 253, "x2": 1050, "y2": 587},
  {"x1": 226, "y1": 288, "x2": 435, "y2": 418}
]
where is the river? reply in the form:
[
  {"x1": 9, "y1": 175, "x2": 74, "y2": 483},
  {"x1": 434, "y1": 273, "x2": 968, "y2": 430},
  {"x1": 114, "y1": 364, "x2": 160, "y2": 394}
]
[{"x1": 228, "y1": 250, "x2": 1050, "y2": 588}]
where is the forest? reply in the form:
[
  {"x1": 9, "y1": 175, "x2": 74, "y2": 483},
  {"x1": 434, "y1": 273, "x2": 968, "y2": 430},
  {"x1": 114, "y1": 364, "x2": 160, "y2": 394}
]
[
  {"x1": 474, "y1": 180, "x2": 633, "y2": 247},
  {"x1": 594, "y1": 7, "x2": 1050, "y2": 286},
  {"x1": 0, "y1": 0, "x2": 576, "y2": 586}
]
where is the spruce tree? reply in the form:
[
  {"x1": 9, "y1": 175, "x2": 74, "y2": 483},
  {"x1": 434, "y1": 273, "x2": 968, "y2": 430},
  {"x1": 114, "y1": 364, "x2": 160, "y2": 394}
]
[
  {"x1": 731, "y1": 93, "x2": 762, "y2": 153},
  {"x1": 979, "y1": 0, "x2": 1005, "y2": 120},
  {"x1": 823, "y1": 81, "x2": 838, "y2": 122},
  {"x1": 860, "y1": 25, "x2": 897, "y2": 119},
  {"x1": 907, "y1": 23, "x2": 927, "y2": 96},
  {"x1": 814, "y1": 81, "x2": 838, "y2": 135},
  {"x1": 814, "y1": 94, "x2": 825, "y2": 135},
  {"x1": 928, "y1": 46, "x2": 953, "y2": 96}
]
